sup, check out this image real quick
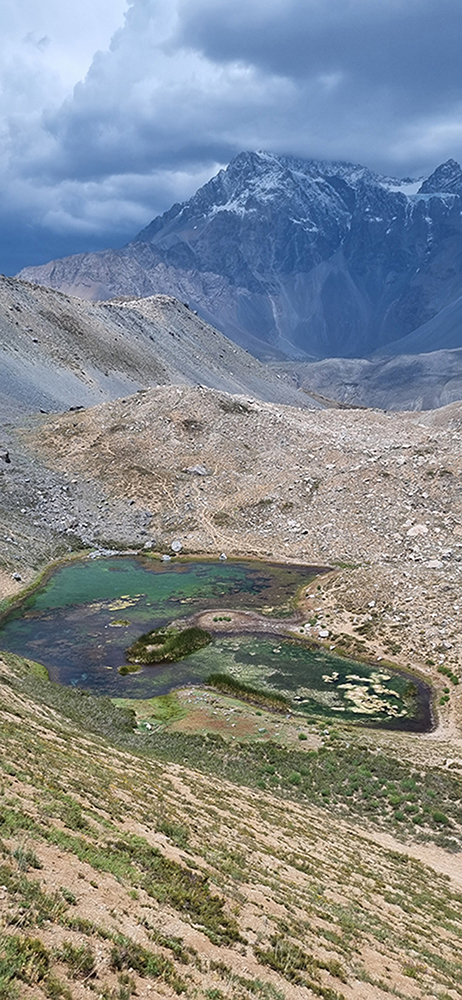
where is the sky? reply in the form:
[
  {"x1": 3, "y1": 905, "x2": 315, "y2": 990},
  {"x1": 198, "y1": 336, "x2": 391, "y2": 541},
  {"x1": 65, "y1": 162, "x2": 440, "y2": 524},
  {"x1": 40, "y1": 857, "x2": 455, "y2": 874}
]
[{"x1": 2, "y1": 0, "x2": 462, "y2": 274}]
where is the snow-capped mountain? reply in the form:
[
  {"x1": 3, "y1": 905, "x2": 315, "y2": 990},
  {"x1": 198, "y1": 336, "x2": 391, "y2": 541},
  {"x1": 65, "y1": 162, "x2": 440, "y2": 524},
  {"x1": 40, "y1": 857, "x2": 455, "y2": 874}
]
[
  {"x1": 418, "y1": 158, "x2": 462, "y2": 195},
  {"x1": 17, "y1": 152, "x2": 462, "y2": 359}
]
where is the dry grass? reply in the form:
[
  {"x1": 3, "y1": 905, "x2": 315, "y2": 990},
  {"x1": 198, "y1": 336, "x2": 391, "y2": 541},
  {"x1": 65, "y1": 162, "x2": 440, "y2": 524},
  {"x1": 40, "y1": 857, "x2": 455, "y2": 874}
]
[{"x1": 1, "y1": 651, "x2": 462, "y2": 1000}]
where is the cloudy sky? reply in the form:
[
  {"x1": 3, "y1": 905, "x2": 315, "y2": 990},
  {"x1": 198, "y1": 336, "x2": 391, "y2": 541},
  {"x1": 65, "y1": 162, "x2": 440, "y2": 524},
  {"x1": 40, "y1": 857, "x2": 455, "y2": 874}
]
[{"x1": 2, "y1": 0, "x2": 462, "y2": 273}]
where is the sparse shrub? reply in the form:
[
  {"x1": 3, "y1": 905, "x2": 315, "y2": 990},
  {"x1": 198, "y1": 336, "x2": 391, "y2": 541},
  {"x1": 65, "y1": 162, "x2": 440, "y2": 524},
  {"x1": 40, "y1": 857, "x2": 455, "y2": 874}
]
[
  {"x1": 59, "y1": 887, "x2": 76, "y2": 905},
  {"x1": 58, "y1": 797, "x2": 88, "y2": 831},
  {"x1": 0, "y1": 936, "x2": 50, "y2": 991},
  {"x1": 254, "y1": 935, "x2": 347, "y2": 997},
  {"x1": 156, "y1": 819, "x2": 189, "y2": 848},
  {"x1": 432, "y1": 811, "x2": 451, "y2": 826},
  {"x1": 12, "y1": 846, "x2": 42, "y2": 871},
  {"x1": 108, "y1": 835, "x2": 241, "y2": 946},
  {"x1": 437, "y1": 665, "x2": 459, "y2": 685},
  {"x1": 56, "y1": 941, "x2": 95, "y2": 979},
  {"x1": 288, "y1": 771, "x2": 301, "y2": 785},
  {"x1": 218, "y1": 398, "x2": 250, "y2": 415},
  {"x1": 110, "y1": 938, "x2": 186, "y2": 993},
  {"x1": 43, "y1": 973, "x2": 72, "y2": 999}
]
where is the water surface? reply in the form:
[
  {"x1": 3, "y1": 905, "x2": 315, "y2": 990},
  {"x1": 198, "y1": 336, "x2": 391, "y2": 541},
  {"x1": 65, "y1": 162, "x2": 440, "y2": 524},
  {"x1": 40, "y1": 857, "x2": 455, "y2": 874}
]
[
  {"x1": 0, "y1": 555, "x2": 313, "y2": 694},
  {"x1": 0, "y1": 556, "x2": 431, "y2": 730}
]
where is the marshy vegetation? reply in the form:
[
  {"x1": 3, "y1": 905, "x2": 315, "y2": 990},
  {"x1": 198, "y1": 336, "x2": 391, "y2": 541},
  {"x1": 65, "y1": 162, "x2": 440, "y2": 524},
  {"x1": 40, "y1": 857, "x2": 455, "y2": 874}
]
[
  {"x1": 206, "y1": 672, "x2": 289, "y2": 709},
  {"x1": 126, "y1": 625, "x2": 212, "y2": 665},
  {"x1": 1, "y1": 556, "x2": 460, "y2": 997}
]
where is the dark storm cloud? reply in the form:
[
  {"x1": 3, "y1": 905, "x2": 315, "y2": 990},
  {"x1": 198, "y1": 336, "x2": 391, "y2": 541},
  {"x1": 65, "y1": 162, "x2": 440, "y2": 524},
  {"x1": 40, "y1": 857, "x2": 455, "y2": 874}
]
[
  {"x1": 39, "y1": 0, "x2": 462, "y2": 186},
  {"x1": 2, "y1": 0, "x2": 462, "y2": 272},
  {"x1": 175, "y1": 0, "x2": 462, "y2": 113}
]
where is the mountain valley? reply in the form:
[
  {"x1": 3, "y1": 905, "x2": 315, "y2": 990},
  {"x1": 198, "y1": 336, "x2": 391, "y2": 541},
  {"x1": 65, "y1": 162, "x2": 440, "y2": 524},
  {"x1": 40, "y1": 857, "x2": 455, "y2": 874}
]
[
  {"x1": 1, "y1": 373, "x2": 462, "y2": 1000},
  {"x1": 0, "y1": 275, "x2": 308, "y2": 424},
  {"x1": 1, "y1": 179, "x2": 462, "y2": 1000},
  {"x1": 273, "y1": 349, "x2": 462, "y2": 411}
]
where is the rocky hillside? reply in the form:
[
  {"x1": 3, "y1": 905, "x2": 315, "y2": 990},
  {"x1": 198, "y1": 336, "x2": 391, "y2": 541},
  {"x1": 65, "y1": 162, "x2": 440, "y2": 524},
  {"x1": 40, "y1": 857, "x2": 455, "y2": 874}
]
[
  {"x1": 17, "y1": 152, "x2": 462, "y2": 361},
  {"x1": 0, "y1": 274, "x2": 311, "y2": 423},
  {"x1": 2, "y1": 385, "x2": 460, "y2": 704},
  {"x1": 273, "y1": 348, "x2": 462, "y2": 411},
  {"x1": 1, "y1": 378, "x2": 462, "y2": 997}
]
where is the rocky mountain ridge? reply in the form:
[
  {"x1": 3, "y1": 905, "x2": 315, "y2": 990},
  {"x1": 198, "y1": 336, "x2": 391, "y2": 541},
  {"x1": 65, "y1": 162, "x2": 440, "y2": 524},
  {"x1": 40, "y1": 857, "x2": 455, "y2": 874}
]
[
  {"x1": 17, "y1": 151, "x2": 462, "y2": 362},
  {"x1": 0, "y1": 273, "x2": 311, "y2": 423}
]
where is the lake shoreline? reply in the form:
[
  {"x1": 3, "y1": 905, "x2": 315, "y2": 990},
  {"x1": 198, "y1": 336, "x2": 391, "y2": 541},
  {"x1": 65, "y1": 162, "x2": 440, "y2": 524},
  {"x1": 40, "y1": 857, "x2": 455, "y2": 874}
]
[{"x1": 0, "y1": 552, "x2": 436, "y2": 734}]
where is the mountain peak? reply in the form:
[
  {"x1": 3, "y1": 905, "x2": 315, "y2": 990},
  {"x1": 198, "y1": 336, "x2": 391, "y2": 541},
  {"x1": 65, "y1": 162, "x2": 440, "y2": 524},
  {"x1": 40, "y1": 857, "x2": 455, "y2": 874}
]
[
  {"x1": 418, "y1": 158, "x2": 462, "y2": 194},
  {"x1": 17, "y1": 151, "x2": 462, "y2": 362}
]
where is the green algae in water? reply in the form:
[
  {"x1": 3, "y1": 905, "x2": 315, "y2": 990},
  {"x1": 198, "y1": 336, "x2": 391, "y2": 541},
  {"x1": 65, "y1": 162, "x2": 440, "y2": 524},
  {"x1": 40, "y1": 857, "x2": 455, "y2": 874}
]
[
  {"x1": 197, "y1": 635, "x2": 430, "y2": 731},
  {"x1": 0, "y1": 556, "x2": 431, "y2": 730},
  {"x1": 0, "y1": 556, "x2": 319, "y2": 696}
]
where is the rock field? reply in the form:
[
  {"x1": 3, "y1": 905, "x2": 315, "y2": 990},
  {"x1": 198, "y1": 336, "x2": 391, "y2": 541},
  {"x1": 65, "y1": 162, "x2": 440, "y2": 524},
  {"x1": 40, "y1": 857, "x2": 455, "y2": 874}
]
[{"x1": 1, "y1": 384, "x2": 460, "y2": 734}]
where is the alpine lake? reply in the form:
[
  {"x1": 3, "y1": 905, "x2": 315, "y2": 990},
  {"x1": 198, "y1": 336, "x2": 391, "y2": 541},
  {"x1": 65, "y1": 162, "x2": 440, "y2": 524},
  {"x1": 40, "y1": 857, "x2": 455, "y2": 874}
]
[{"x1": 0, "y1": 556, "x2": 432, "y2": 731}]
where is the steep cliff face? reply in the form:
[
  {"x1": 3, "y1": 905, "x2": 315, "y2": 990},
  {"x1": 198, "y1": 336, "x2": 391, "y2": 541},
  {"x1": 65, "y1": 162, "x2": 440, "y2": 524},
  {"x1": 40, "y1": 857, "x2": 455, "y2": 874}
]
[{"x1": 17, "y1": 152, "x2": 462, "y2": 359}]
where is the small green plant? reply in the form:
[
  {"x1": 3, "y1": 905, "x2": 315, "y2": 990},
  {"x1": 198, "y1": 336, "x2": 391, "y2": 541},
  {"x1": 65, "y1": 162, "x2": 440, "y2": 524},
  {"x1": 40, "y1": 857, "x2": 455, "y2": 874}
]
[
  {"x1": 432, "y1": 811, "x2": 451, "y2": 826},
  {"x1": 12, "y1": 846, "x2": 43, "y2": 871},
  {"x1": 254, "y1": 934, "x2": 346, "y2": 997},
  {"x1": 0, "y1": 936, "x2": 50, "y2": 991},
  {"x1": 110, "y1": 938, "x2": 186, "y2": 993},
  {"x1": 44, "y1": 973, "x2": 72, "y2": 999},
  {"x1": 57, "y1": 941, "x2": 95, "y2": 979},
  {"x1": 289, "y1": 772, "x2": 301, "y2": 785},
  {"x1": 437, "y1": 665, "x2": 459, "y2": 685},
  {"x1": 156, "y1": 818, "x2": 189, "y2": 848},
  {"x1": 59, "y1": 887, "x2": 76, "y2": 905}
]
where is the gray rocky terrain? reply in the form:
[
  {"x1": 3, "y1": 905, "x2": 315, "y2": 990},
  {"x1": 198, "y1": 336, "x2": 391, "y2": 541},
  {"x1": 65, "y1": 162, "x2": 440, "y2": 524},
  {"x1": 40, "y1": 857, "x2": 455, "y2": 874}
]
[
  {"x1": 0, "y1": 274, "x2": 311, "y2": 423},
  {"x1": 272, "y1": 348, "x2": 462, "y2": 410}
]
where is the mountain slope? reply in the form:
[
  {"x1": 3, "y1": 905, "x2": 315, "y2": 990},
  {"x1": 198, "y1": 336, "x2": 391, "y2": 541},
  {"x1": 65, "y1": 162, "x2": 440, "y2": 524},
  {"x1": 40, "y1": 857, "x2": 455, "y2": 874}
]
[
  {"x1": 2, "y1": 643, "x2": 462, "y2": 1000},
  {"x1": 373, "y1": 291, "x2": 462, "y2": 356},
  {"x1": 17, "y1": 151, "x2": 462, "y2": 360},
  {"x1": 0, "y1": 274, "x2": 313, "y2": 422},
  {"x1": 272, "y1": 348, "x2": 462, "y2": 410}
]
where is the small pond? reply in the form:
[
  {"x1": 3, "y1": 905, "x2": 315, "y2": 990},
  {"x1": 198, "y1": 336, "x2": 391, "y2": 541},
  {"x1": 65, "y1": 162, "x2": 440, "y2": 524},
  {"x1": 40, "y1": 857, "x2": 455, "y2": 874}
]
[{"x1": 0, "y1": 556, "x2": 431, "y2": 730}]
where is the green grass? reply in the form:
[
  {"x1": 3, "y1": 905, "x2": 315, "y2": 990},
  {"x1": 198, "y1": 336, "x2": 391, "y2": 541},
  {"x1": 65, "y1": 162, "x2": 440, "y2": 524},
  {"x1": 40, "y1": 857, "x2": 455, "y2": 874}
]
[
  {"x1": 56, "y1": 941, "x2": 95, "y2": 979},
  {"x1": 112, "y1": 692, "x2": 186, "y2": 726},
  {"x1": 109, "y1": 935, "x2": 186, "y2": 993},
  {"x1": 255, "y1": 935, "x2": 346, "y2": 999},
  {"x1": 0, "y1": 800, "x2": 240, "y2": 947},
  {"x1": 206, "y1": 673, "x2": 289, "y2": 709},
  {"x1": 0, "y1": 935, "x2": 50, "y2": 995},
  {"x1": 2, "y1": 649, "x2": 462, "y2": 998},
  {"x1": 3, "y1": 661, "x2": 462, "y2": 848}
]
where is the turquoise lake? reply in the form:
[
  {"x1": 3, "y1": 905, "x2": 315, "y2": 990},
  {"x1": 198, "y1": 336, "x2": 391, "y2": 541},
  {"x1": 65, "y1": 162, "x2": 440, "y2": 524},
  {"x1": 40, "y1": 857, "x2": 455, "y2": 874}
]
[{"x1": 0, "y1": 556, "x2": 431, "y2": 730}]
